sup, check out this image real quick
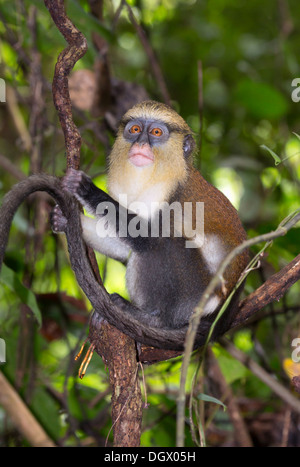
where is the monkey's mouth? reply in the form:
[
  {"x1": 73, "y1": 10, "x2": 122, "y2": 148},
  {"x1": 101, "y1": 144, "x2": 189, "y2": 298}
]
[{"x1": 128, "y1": 145, "x2": 154, "y2": 167}]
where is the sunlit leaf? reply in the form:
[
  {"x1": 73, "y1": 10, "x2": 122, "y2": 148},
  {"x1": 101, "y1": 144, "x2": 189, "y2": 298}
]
[
  {"x1": 260, "y1": 145, "x2": 282, "y2": 165},
  {"x1": 212, "y1": 344, "x2": 248, "y2": 384},
  {"x1": 283, "y1": 358, "x2": 300, "y2": 380},
  {"x1": 197, "y1": 393, "x2": 227, "y2": 411}
]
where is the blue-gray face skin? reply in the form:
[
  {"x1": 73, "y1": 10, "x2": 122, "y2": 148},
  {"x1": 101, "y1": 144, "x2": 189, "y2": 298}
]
[
  {"x1": 123, "y1": 118, "x2": 195, "y2": 160},
  {"x1": 123, "y1": 119, "x2": 171, "y2": 147}
]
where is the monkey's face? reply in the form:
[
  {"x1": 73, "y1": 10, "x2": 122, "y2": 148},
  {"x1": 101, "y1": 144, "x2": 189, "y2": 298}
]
[
  {"x1": 123, "y1": 118, "x2": 170, "y2": 168},
  {"x1": 107, "y1": 101, "x2": 195, "y2": 207}
]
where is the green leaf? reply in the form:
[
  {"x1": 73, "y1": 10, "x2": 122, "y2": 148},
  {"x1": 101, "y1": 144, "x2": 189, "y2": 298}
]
[
  {"x1": 234, "y1": 80, "x2": 289, "y2": 119},
  {"x1": 0, "y1": 264, "x2": 42, "y2": 326},
  {"x1": 197, "y1": 393, "x2": 227, "y2": 411},
  {"x1": 292, "y1": 132, "x2": 300, "y2": 141},
  {"x1": 67, "y1": 0, "x2": 113, "y2": 43},
  {"x1": 212, "y1": 344, "x2": 248, "y2": 384},
  {"x1": 260, "y1": 145, "x2": 282, "y2": 165},
  {"x1": 30, "y1": 387, "x2": 60, "y2": 442},
  {"x1": 261, "y1": 143, "x2": 300, "y2": 165}
]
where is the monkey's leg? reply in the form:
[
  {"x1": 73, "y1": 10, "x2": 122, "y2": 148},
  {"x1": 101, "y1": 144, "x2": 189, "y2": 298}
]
[{"x1": 110, "y1": 293, "x2": 163, "y2": 327}]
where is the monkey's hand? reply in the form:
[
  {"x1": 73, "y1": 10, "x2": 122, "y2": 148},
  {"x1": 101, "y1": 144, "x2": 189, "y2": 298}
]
[
  {"x1": 62, "y1": 168, "x2": 107, "y2": 215},
  {"x1": 62, "y1": 168, "x2": 86, "y2": 195},
  {"x1": 62, "y1": 168, "x2": 93, "y2": 206},
  {"x1": 51, "y1": 205, "x2": 68, "y2": 233}
]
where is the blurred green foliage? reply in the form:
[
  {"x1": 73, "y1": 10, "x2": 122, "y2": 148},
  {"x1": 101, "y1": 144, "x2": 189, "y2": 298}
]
[{"x1": 0, "y1": 0, "x2": 299, "y2": 447}]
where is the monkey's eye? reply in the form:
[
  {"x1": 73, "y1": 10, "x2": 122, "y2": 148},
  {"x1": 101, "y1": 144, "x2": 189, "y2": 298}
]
[
  {"x1": 129, "y1": 124, "x2": 142, "y2": 134},
  {"x1": 150, "y1": 128, "x2": 163, "y2": 137}
]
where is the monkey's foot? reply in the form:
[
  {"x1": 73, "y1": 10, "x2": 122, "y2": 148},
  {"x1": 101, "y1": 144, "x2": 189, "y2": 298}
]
[
  {"x1": 110, "y1": 293, "x2": 130, "y2": 308},
  {"x1": 51, "y1": 205, "x2": 67, "y2": 233}
]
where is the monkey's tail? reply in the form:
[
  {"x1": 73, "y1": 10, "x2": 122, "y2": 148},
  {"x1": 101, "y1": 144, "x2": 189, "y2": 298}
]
[
  {"x1": 0, "y1": 175, "x2": 208, "y2": 351},
  {"x1": 0, "y1": 175, "x2": 70, "y2": 267}
]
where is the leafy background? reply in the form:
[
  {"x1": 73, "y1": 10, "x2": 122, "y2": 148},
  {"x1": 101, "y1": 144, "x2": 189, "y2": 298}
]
[{"x1": 0, "y1": 0, "x2": 300, "y2": 447}]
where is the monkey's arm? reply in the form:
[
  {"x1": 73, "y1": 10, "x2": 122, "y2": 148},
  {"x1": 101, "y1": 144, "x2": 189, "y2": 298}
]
[
  {"x1": 61, "y1": 168, "x2": 152, "y2": 254},
  {"x1": 62, "y1": 168, "x2": 109, "y2": 216},
  {"x1": 52, "y1": 206, "x2": 131, "y2": 263}
]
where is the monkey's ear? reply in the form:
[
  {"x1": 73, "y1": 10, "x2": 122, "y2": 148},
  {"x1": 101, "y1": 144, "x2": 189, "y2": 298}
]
[{"x1": 183, "y1": 135, "x2": 195, "y2": 159}]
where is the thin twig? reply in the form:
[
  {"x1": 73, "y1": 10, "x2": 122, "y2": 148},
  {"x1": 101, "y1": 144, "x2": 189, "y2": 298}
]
[
  {"x1": 281, "y1": 408, "x2": 292, "y2": 447},
  {"x1": 221, "y1": 339, "x2": 300, "y2": 415},
  {"x1": 0, "y1": 371, "x2": 56, "y2": 447},
  {"x1": 0, "y1": 154, "x2": 26, "y2": 181},
  {"x1": 197, "y1": 60, "x2": 203, "y2": 161},
  {"x1": 27, "y1": 5, "x2": 45, "y2": 174},
  {"x1": 207, "y1": 348, "x2": 253, "y2": 447},
  {"x1": 6, "y1": 86, "x2": 32, "y2": 152}
]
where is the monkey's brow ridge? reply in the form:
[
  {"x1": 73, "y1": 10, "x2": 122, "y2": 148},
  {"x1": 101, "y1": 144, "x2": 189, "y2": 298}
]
[{"x1": 120, "y1": 117, "x2": 188, "y2": 134}]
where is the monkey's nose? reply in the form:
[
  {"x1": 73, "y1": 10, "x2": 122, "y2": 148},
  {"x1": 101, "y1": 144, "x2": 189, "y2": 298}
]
[{"x1": 128, "y1": 144, "x2": 154, "y2": 167}]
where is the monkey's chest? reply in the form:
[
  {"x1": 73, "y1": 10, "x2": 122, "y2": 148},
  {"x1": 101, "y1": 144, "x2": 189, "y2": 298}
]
[{"x1": 125, "y1": 239, "x2": 210, "y2": 327}]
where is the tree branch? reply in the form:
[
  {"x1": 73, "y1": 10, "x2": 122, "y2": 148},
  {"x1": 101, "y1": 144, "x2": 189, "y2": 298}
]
[
  {"x1": 0, "y1": 154, "x2": 26, "y2": 181},
  {"x1": 44, "y1": 0, "x2": 88, "y2": 170},
  {"x1": 221, "y1": 339, "x2": 300, "y2": 415},
  {"x1": 44, "y1": 0, "x2": 143, "y2": 447},
  {"x1": 207, "y1": 348, "x2": 253, "y2": 447},
  {"x1": 234, "y1": 253, "x2": 300, "y2": 328},
  {"x1": 0, "y1": 371, "x2": 56, "y2": 447}
]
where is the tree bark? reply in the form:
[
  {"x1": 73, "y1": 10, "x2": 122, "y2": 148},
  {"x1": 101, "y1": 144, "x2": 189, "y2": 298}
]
[
  {"x1": 233, "y1": 253, "x2": 300, "y2": 327},
  {"x1": 89, "y1": 322, "x2": 143, "y2": 447},
  {"x1": 44, "y1": 0, "x2": 143, "y2": 447}
]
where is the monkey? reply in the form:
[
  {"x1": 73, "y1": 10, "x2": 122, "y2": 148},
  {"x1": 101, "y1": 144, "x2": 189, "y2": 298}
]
[
  {"x1": 0, "y1": 101, "x2": 249, "y2": 350},
  {"x1": 52, "y1": 101, "x2": 249, "y2": 340}
]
